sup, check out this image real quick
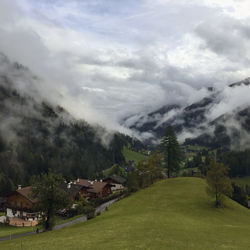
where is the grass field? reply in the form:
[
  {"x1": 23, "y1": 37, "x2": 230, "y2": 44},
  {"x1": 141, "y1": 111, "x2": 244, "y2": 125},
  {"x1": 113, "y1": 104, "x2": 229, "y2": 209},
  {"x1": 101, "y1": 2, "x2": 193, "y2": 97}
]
[
  {"x1": 0, "y1": 224, "x2": 34, "y2": 238},
  {"x1": 0, "y1": 214, "x2": 84, "y2": 238},
  {"x1": 231, "y1": 176, "x2": 250, "y2": 186},
  {"x1": 122, "y1": 146, "x2": 149, "y2": 165},
  {"x1": 1, "y1": 177, "x2": 250, "y2": 250}
]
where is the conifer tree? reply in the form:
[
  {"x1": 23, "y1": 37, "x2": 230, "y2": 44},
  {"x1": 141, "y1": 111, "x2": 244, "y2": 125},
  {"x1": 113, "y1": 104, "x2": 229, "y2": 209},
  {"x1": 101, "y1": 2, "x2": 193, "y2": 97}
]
[{"x1": 161, "y1": 126, "x2": 181, "y2": 178}]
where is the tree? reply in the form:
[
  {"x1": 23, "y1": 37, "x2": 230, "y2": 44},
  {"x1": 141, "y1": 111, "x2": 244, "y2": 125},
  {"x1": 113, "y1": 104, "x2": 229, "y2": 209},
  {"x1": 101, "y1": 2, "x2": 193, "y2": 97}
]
[
  {"x1": 161, "y1": 126, "x2": 181, "y2": 178},
  {"x1": 231, "y1": 183, "x2": 248, "y2": 207},
  {"x1": 147, "y1": 151, "x2": 164, "y2": 183},
  {"x1": 31, "y1": 169, "x2": 70, "y2": 230},
  {"x1": 206, "y1": 158, "x2": 233, "y2": 207},
  {"x1": 108, "y1": 164, "x2": 126, "y2": 178},
  {"x1": 0, "y1": 174, "x2": 15, "y2": 197},
  {"x1": 127, "y1": 172, "x2": 139, "y2": 193},
  {"x1": 136, "y1": 160, "x2": 151, "y2": 188}
]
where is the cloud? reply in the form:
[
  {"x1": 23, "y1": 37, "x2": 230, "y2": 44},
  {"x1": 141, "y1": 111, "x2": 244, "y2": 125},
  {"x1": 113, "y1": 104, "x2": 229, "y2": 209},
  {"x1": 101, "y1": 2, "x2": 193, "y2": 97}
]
[
  {"x1": 206, "y1": 84, "x2": 250, "y2": 121},
  {"x1": 1, "y1": 0, "x2": 250, "y2": 143},
  {"x1": 195, "y1": 17, "x2": 250, "y2": 64}
]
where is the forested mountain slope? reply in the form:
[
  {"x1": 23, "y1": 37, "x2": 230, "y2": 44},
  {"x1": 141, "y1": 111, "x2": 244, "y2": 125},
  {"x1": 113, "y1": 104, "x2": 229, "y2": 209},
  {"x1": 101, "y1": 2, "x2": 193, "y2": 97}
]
[
  {"x1": 0, "y1": 53, "x2": 130, "y2": 194},
  {"x1": 124, "y1": 78, "x2": 250, "y2": 149}
]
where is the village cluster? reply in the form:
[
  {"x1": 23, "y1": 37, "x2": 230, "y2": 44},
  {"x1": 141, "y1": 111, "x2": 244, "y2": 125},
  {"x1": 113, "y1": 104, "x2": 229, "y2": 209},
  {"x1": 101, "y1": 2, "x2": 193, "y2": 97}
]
[{"x1": 0, "y1": 175, "x2": 126, "y2": 227}]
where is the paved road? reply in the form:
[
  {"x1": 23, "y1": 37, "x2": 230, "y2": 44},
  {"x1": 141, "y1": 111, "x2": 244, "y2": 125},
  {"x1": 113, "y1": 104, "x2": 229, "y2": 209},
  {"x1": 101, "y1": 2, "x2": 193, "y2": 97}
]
[
  {"x1": 0, "y1": 198, "x2": 119, "y2": 242},
  {"x1": 95, "y1": 198, "x2": 119, "y2": 215},
  {"x1": 54, "y1": 215, "x2": 87, "y2": 230}
]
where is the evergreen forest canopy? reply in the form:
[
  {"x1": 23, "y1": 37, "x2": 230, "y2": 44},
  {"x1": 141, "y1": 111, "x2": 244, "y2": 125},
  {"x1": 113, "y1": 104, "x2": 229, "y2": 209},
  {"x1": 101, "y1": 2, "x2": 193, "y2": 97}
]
[{"x1": 0, "y1": 69, "x2": 145, "y2": 196}]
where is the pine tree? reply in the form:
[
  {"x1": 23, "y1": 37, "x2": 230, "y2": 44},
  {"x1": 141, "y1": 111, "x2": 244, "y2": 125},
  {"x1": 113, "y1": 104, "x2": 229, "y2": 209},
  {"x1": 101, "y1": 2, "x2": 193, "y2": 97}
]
[
  {"x1": 206, "y1": 158, "x2": 233, "y2": 207},
  {"x1": 161, "y1": 126, "x2": 181, "y2": 178}
]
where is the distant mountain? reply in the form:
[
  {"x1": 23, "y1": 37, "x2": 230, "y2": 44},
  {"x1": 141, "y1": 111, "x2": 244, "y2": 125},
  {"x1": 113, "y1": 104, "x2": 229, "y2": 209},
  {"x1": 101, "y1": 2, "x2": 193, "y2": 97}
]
[
  {"x1": 0, "y1": 53, "x2": 139, "y2": 195},
  {"x1": 123, "y1": 78, "x2": 250, "y2": 149}
]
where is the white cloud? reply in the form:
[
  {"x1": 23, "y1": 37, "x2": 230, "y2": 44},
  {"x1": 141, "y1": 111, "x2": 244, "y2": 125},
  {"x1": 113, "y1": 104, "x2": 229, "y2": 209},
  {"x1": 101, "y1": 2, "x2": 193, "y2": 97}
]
[{"x1": 1, "y1": 0, "x2": 250, "y2": 140}]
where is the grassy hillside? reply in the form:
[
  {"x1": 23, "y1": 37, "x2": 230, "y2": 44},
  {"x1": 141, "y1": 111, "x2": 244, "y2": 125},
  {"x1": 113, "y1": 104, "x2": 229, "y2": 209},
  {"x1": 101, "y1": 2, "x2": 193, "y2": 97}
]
[
  {"x1": 122, "y1": 147, "x2": 149, "y2": 165},
  {"x1": 0, "y1": 224, "x2": 33, "y2": 238},
  {"x1": 0, "y1": 215, "x2": 83, "y2": 238},
  {"x1": 231, "y1": 176, "x2": 250, "y2": 186},
  {"x1": 1, "y1": 178, "x2": 250, "y2": 250}
]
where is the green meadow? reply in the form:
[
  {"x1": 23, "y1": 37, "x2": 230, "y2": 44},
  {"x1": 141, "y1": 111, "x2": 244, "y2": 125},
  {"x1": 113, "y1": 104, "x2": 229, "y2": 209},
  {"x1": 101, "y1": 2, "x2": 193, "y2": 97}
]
[
  {"x1": 122, "y1": 147, "x2": 149, "y2": 165},
  {"x1": 231, "y1": 176, "x2": 250, "y2": 186},
  {"x1": 0, "y1": 224, "x2": 33, "y2": 238},
  {"x1": 1, "y1": 177, "x2": 250, "y2": 250},
  {"x1": 0, "y1": 214, "x2": 83, "y2": 238}
]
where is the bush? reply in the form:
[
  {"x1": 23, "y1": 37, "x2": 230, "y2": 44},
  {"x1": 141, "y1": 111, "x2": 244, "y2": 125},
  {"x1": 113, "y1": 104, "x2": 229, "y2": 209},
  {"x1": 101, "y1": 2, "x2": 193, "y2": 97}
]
[{"x1": 67, "y1": 197, "x2": 95, "y2": 217}]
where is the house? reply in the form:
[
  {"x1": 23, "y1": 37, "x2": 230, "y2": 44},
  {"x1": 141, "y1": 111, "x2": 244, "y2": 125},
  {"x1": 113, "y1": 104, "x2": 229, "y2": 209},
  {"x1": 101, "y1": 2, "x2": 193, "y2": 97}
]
[
  {"x1": 87, "y1": 181, "x2": 112, "y2": 199},
  {"x1": 5, "y1": 186, "x2": 40, "y2": 222},
  {"x1": 76, "y1": 179, "x2": 112, "y2": 199},
  {"x1": 75, "y1": 179, "x2": 93, "y2": 198},
  {"x1": 104, "y1": 174, "x2": 126, "y2": 191},
  {"x1": 60, "y1": 182, "x2": 83, "y2": 200}
]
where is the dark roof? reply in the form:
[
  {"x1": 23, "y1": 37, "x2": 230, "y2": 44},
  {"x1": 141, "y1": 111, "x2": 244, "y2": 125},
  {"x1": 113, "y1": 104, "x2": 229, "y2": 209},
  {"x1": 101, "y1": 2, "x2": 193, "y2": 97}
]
[
  {"x1": 104, "y1": 174, "x2": 126, "y2": 184},
  {"x1": 16, "y1": 186, "x2": 38, "y2": 203},
  {"x1": 87, "y1": 181, "x2": 109, "y2": 194},
  {"x1": 60, "y1": 183, "x2": 83, "y2": 198},
  {"x1": 76, "y1": 179, "x2": 92, "y2": 187}
]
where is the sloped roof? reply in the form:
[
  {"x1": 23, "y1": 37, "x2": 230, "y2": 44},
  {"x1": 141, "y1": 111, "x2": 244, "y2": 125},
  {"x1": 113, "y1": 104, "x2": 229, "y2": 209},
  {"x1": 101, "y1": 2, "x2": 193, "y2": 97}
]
[
  {"x1": 104, "y1": 174, "x2": 126, "y2": 184},
  {"x1": 60, "y1": 183, "x2": 82, "y2": 197},
  {"x1": 87, "y1": 181, "x2": 109, "y2": 194},
  {"x1": 16, "y1": 186, "x2": 38, "y2": 203},
  {"x1": 77, "y1": 179, "x2": 92, "y2": 187}
]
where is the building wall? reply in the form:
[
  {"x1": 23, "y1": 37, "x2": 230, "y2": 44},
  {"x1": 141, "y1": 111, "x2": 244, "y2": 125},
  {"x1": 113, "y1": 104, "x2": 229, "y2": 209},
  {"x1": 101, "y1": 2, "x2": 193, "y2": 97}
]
[
  {"x1": 6, "y1": 208, "x2": 15, "y2": 217},
  {"x1": 79, "y1": 188, "x2": 89, "y2": 198},
  {"x1": 102, "y1": 186, "x2": 112, "y2": 196},
  {"x1": 111, "y1": 183, "x2": 124, "y2": 191},
  {"x1": 7, "y1": 193, "x2": 33, "y2": 210}
]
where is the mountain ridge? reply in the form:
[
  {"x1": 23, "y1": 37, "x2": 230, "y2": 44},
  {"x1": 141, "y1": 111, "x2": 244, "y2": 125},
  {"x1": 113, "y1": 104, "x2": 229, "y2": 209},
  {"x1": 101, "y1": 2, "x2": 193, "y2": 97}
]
[
  {"x1": 0, "y1": 53, "x2": 140, "y2": 195},
  {"x1": 123, "y1": 78, "x2": 250, "y2": 149}
]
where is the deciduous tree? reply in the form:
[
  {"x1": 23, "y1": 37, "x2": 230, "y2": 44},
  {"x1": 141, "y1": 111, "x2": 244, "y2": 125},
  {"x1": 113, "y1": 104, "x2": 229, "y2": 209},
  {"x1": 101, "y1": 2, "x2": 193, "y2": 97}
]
[
  {"x1": 206, "y1": 158, "x2": 232, "y2": 207},
  {"x1": 31, "y1": 169, "x2": 70, "y2": 230},
  {"x1": 147, "y1": 151, "x2": 164, "y2": 183}
]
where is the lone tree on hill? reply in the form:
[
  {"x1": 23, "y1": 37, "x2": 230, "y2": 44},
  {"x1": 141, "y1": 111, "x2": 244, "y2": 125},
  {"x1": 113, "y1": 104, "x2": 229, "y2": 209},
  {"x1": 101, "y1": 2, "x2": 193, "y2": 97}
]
[
  {"x1": 147, "y1": 151, "x2": 164, "y2": 183},
  {"x1": 206, "y1": 158, "x2": 232, "y2": 207},
  {"x1": 32, "y1": 169, "x2": 70, "y2": 230},
  {"x1": 161, "y1": 126, "x2": 181, "y2": 178}
]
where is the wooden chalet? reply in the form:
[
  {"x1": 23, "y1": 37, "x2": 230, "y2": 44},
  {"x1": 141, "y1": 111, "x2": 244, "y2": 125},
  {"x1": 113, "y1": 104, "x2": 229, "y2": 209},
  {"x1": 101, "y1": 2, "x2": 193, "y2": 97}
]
[
  {"x1": 87, "y1": 181, "x2": 112, "y2": 199},
  {"x1": 60, "y1": 182, "x2": 83, "y2": 200},
  {"x1": 76, "y1": 179, "x2": 112, "y2": 199},
  {"x1": 6, "y1": 186, "x2": 40, "y2": 221},
  {"x1": 76, "y1": 179, "x2": 92, "y2": 198}
]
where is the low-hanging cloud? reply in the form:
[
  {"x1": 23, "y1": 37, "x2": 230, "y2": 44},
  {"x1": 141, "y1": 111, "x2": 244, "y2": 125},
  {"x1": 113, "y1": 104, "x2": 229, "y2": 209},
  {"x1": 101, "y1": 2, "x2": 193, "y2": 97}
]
[{"x1": 1, "y1": 0, "x2": 250, "y2": 144}]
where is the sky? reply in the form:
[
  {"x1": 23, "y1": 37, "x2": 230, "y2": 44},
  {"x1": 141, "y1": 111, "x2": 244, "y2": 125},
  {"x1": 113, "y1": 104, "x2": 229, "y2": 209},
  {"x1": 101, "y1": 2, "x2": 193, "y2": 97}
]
[{"x1": 1, "y1": 0, "x2": 250, "y2": 133}]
